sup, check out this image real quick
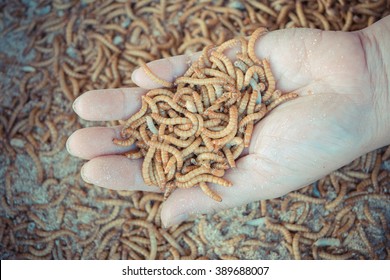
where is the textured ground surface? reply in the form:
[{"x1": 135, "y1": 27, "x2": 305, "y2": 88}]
[{"x1": 0, "y1": 0, "x2": 389, "y2": 260}]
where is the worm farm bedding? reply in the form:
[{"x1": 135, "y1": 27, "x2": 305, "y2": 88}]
[{"x1": 0, "y1": 0, "x2": 389, "y2": 260}]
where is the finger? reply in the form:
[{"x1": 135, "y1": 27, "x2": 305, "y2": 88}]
[
  {"x1": 161, "y1": 154, "x2": 288, "y2": 228},
  {"x1": 131, "y1": 53, "x2": 201, "y2": 89},
  {"x1": 72, "y1": 87, "x2": 147, "y2": 121},
  {"x1": 81, "y1": 155, "x2": 161, "y2": 192},
  {"x1": 67, "y1": 126, "x2": 130, "y2": 160}
]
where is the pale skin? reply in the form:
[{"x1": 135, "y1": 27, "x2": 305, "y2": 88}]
[{"x1": 67, "y1": 16, "x2": 390, "y2": 227}]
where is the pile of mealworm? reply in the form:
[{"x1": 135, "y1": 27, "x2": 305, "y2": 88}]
[
  {"x1": 113, "y1": 29, "x2": 298, "y2": 201},
  {"x1": 1, "y1": 0, "x2": 390, "y2": 260}
]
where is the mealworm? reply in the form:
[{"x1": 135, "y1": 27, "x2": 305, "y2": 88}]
[
  {"x1": 95, "y1": 206, "x2": 120, "y2": 225},
  {"x1": 202, "y1": 105, "x2": 238, "y2": 139},
  {"x1": 121, "y1": 238, "x2": 150, "y2": 259},
  {"x1": 175, "y1": 76, "x2": 226, "y2": 86},
  {"x1": 159, "y1": 228, "x2": 185, "y2": 255},
  {"x1": 176, "y1": 166, "x2": 210, "y2": 183},
  {"x1": 151, "y1": 113, "x2": 190, "y2": 125},
  {"x1": 325, "y1": 182, "x2": 347, "y2": 210},
  {"x1": 318, "y1": 251, "x2": 354, "y2": 260},
  {"x1": 292, "y1": 233, "x2": 301, "y2": 260},
  {"x1": 29, "y1": 240, "x2": 54, "y2": 257},
  {"x1": 211, "y1": 51, "x2": 235, "y2": 79},
  {"x1": 142, "y1": 145, "x2": 156, "y2": 186},
  {"x1": 124, "y1": 149, "x2": 144, "y2": 159},
  {"x1": 248, "y1": 27, "x2": 268, "y2": 65},
  {"x1": 138, "y1": 59, "x2": 173, "y2": 88},
  {"x1": 199, "y1": 182, "x2": 222, "y2": 202},
  {"x1": 150, "y1": 141, "x2": 183, "y2": 170},
  {"x1": 176, "y1": 174, "x2": 232, "y2": 189},
  {"x1": 243, "y1": 122, "x2": 254, "y2": 148},
  {"x1": 288, "y1": 192, "x2": 326, "y2": 204},
  {"x1": 196, "y1": 152, "x2": 226, "y2": 163},
  {"x1": 155, "y1": 160, "x2": 166, "y2": 190},
  {"x1": 265, "y1": 219, "x2": 293, "y2": 244},
  {"x1": 239, "y1": 105, "x2": 267, "y2": 129},
  {"x1": 222, "y1": 146, "x2": 235, "y2": 168},
  {"x1": 181, "y1": 234, "x2": 198, "y2": 260},
  {"x1": 302, "y1": 223, "x2": 331, "y2": 240},
  {"x1": 113, "y1": 137, "x2": 135, "y2": 147}
]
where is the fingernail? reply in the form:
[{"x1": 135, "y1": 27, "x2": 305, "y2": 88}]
[
  {"x1": 131, "y1": 67, "x2": 140, "y2": 84},
  {"x1": 81, "y1": 164, "x2": 92, "y2": 184},
  {"x1": 65, "y1": 136, "x2": 72, "y2": 155},
  {"x1": 163, "y1": 213, "x2": 188, "y2": 228},
  {"x1": 72, "y1": 97, "x2": 79, "y2": 113}
]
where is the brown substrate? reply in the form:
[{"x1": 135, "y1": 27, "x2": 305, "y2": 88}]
[{"x1": 0, "y1": 0, "x2": 389, "y2": 260}]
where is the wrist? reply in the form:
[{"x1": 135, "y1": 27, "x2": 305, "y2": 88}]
[{"x1": 358, "y1": 16, "x2": 390, "y2": 150}]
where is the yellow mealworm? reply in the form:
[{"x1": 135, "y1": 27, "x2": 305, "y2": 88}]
[
  {"x1": 142, "y1": 95, "x2": 159, "y2": 114},
  {"x1": 292, "y1": 233, "x2": 301, "y2": 260},
  {"x1": 265, "y1": 219, "x2": 293, "y2": 244},
  {"x1": 139, "y1": 124, "x2": 151, "y2": 144},
  {"x1": 122, "y1": 97, "x2": 148, "y2": 130},
  {"x1": 138, "y1": 58, "x2": 173, "y2": 87},
  {"x1": 222, "y1": 146, "x2": 235, "y2": 168},
  {"x1": 196, "y1": 152, "x2": 226, "y2": 163},
  {"x1": 199, "y1": 182, "x2": 222, "y2": 202},
  {"x1": 95, "y1": 206, "x2": 120, "y2": 225},
  {"x1": 142, "y1": 145, "x2": 156, "y2": 186},
  {"x1": 155, "y1": 159, "x2": 166, "y2": 190},
  {"x1": 318, "y1": 251, "x2": 354, "y2": 260},
  {"x1": 239, "y1": 105, "x2": 267, "y2": 129},
  {"x1": 325, "y1": 182, "x2": 347, "y2": 210},
  {"x1": 182, "y1": 234, "x2": 198, "y2": 260},
  {"x1": 302, "y1": 222, "x2": 331, "y2": 240},
  {"x1": 243, "y1": 122, "x2": 254, "y2": 148},
  {"x1": 201, "y1": 67, "x2": 234, "y2": 84},
  {"x1": 150, "y1": 141, "x2": 183, "y2": 170},
  {"x1": 202, "y1": 105, "x2": 238, "y2": 139},
  {"x1": 247, "y1": 27, "x2": 268, "y2": 65},
  {"x1": 151, "y1": 113, "x2": 190, "y2": 125},
  {"x1": 29, "y1": 240, "x2": 55, "y2": 258},
  {"x1": 216, "y1": 38, "x2": 241, "y2": 53},
  {"x1": 26, "y1": 143, "x2": 44, "y2": 184},
  {"x1": 113, "y1": 137, "x2": 135, "y2": 147},
  {"x1": 288, "y1": 192, "x2": 326, "y2": 204},
  {"x1": 175, "y1": 76, "x2": 226, "y2": 86},
  {"x1": 153, "y1": 95, "x2": 185, "y2": 113},
  {"x1": 160, "y1": 228, "x2": 185, "y2": 255},
  {"x1": 121, "y1": 238, "x2": 150, "y2": 259},
  {"x1": 176, "y1": 166, "x2": 210, "y2": 183},
  {"x1": 284, "y1": 223, "x2": 308, "y2": 235},
  {"x1": 176, "y1": 174, "x2": 232, "y2": 189},
  {"x1": 124, "y1": 149, "x2": 144, "y2": 159},
  {"x1": 244, "y1": 65, "x2": 266, "y2": 86},
  {"x1": 211, "y1": 51, "x2": 235, "y2": 79}
]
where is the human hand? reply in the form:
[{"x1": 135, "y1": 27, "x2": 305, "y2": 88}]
[{"x1": 67, "y1": 26, "x2": 388, "y2": 227}]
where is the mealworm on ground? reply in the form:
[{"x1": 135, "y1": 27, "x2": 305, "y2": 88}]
[
  {"x1": 318, "y1": 251, "x2": 354, "y2": 260},
  {"x1": 302, "y1": 222, "x2": 331, "y2": 240},
  {"x1": 265, "y1": 219, "x2": 293, "y2": 244},
  {"x1": 325, "y1": 182, "x2": 348, "y2": 210}
]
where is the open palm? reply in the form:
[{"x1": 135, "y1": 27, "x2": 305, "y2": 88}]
[{"x1": 68, "y1": 28, "x2": 375, "y2": 227}]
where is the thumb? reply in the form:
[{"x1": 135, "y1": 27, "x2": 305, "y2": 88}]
[{"x1": 160, "y1": 154, "x2": 289, "y2": 227}]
